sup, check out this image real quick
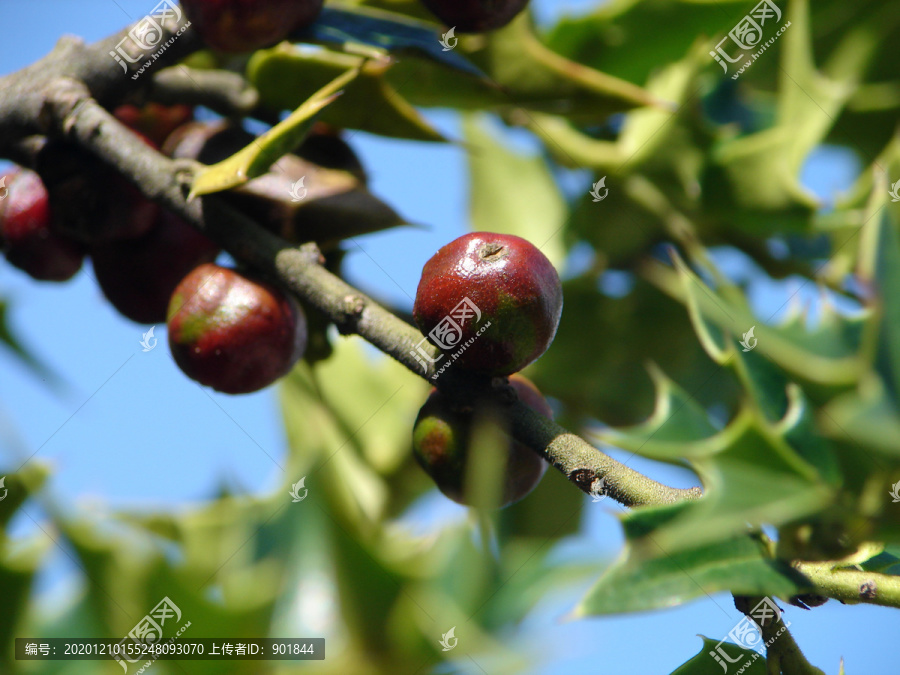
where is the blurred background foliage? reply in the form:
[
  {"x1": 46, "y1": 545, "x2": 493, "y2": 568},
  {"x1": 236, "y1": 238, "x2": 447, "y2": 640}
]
[{"x1": 2, "y1": 0, "x2": 900, "y2": 672}]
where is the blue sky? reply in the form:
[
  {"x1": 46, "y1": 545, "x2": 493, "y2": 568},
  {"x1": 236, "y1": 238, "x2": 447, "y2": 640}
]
[{"x1": 1, "y1": 1, "x2": 898, "y2": 673}]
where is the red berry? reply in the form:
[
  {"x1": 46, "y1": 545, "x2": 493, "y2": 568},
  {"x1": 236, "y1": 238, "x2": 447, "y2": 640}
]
[
  {"x1": 180, "y1": 0, "x2": 324, "y2": 53},
  {"x1": 0, "y1": 169, "x2": 84, "y2": 281},
  {"x1": 167, "y1": 264, "x2": 307, "y2": 394},
  {"x1": 412, "y1": 375, "x2": 550, "y2": 507},
  {"x1": 413, "y1": 232, "x2": 562, "y2": 376},
  {"x1": 420, "y1": 0, "x2": 529, "y2": 32},
  {"x1": 91, "y1": 210, "x2": 219, "y2": 324}
]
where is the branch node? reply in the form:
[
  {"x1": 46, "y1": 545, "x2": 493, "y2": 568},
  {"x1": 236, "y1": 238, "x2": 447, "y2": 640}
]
[
  {"x1": 859, "y1": 580, "x2": 877, "y2": 599},
  {"x1": 335, "y1": 293, "x2": 366, "y2": 333},
  {"x1": 297, "y1": 242, "x2": 325, "y2": 266},
  {"x1": 172, "y1": 158, "x2": 201, "y2": 192},
  {"x1": 42, "y1": 77, "x2": 90, "y2": 135},
  {"x1": 570, "y1": 468, "x2": 596, "y2": 493}
]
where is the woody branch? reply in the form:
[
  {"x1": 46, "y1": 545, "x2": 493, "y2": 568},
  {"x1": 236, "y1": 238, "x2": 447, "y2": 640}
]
[{"x1": 0, "y1": 16, "x2": 698, "y2": 511}]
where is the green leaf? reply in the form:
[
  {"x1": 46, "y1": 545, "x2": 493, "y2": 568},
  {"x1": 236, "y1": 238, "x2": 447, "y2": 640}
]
[
  {"x1": 860, "y1": 208, "x2": 900, "y2": 404},
  {"x1": 600, "y1": 407, "x2": 832, "y2": 554},
  {"x1": 386, "y1": 8, "x2": 661, "y2": 118},
  {"x1": 464, "y1": 114, "x2": 566, "y2": 268},
  {"x1": 0, "y1": 462, "x2": 51, "y2": 530},
  {"x1": 849, "y1": 544, "x2": 900, "y2": 574},
  {"x1": 280, "y1": 339, "x2": 429, "y2": 524},
  {"x1": 670, "y1": 637, "x2": 768, "y2": 675},
  {"x1": 701, "y1": 0, "x2": 881, "y2": 236},
  {"x1": 644, "y1": 255, "x2": 870, "y2": 396},
  {"x1": 247, "y1": 45, "x2": 445, "y2": 142},
  {"x1": 575, "y1": 503, "x2": 811, "y2": 616},
  {"x1": 544, "y1": 1, "x2": 734, "y2": 86},
  {"x1": 525, "y1": 41, "x2": 709, "y2": 174},
  {"x1": 302, "y1": 5, "x2": 485, "y2": 78},
  {"x1": 701, "y1": 129, "x2": 819, "y2": 235},
  {"x1": 0, "y1": 535, "x2": 49, "y2": 667},
  {"x1": 87, "y1": 495, "x2": 306, "y2": 657},
  {"x1": 190, "y1": 66, "x2": 360, "y2": 198},
  {"x1": 592, "y1": 365, "x2": 717, "y2": 452},
  {"x1": 528, "y1": 275, "x2": 733, "y2": 427},
  {"x1": 305, "y1": 338, "x2": 428, "y2": 476},
  {"x1": 475, "y1": 13, "x2": 659, "y2": 121},
  {"x1": 820, "y1": 375, "x2": 900, "y2": 460}
]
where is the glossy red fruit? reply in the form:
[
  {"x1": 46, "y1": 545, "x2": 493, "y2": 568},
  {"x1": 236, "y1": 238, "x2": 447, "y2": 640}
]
[
  {"x1": 412, "y1": 375, "x2": 550, "y2": 507},
  {"x1": 167, "y1": 264, "x2": 307, "y2": 394},
  {"x1": 420, "y1": 0, "x2": 529, "y2": 32},
  {"x1": 0, "y1": 168, "x2": 84, "y2": 281},
  {"x1": 413, "y1": 232, "x2": 562, "y2": 376},
  {"x1": 180, "y1": 0, "x2": 324, "y2": 53},
  {"x1": 91, "y1": 211, "x2": 219, "y2": 324}
]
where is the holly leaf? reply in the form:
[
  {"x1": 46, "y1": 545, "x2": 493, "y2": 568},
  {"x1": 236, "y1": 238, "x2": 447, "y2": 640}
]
[
  {"x1": 643, "y1": 254, "x2": 871, "y2": 397},
  {"x1": 248, "y1": 44, "x2": 445, "y2": 142},
  {"x1": 595, "y1": 401, "x2": 834, "y2": 555},
  {"x1": 476, "y1": 12, "x2": 659, "y2": 121},
  {"x1": 670, "y1": 637, "x2": 768, "y2": 675},
  {"x1": 189, "y1": 66, "x2": 359, "y2": 198},
  {"x1": 574, "y1": 502, "x2": 811, "y2": 616}
]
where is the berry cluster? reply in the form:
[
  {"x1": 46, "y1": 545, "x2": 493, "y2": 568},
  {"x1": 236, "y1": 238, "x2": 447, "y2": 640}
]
[
  {"x1": 412, "y1": 233, "x2": 563, "y2": 508},
  {"x1": 1, "y1": 0, "x2": 549, "y2": 505},
  {"x1": 0, "y1": 104, "x2": 307, "y2": 395}
]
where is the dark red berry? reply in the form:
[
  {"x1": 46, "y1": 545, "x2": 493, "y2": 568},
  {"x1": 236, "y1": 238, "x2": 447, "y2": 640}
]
[
  {"x1": 180, "y1": 0, "x2": 324, "y2": 53},
  {"x1": 161, "y1": 119, "x2": 250, "y2": 163},
  {"x1": 91, "y1": 210, "x2": 219, "y2": 324},
  {"x1": 37, "y1": 140, "x2": 159, "y2": 243},
  {"x1": 412, "y1": 375, "x2": 550, "y2": 507},
  {"x1": 0, "y1": 168, "x2": 84, "y2": 281},
  {"x1": 420, "y1": 0, "x2": 529, "y2": 33},
  {"x1": 167, "y1": 264, "x2": 307, "y2": 394},
  {"x1": 413, "y1": 232, "x2": 562, "y2": 376}
]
